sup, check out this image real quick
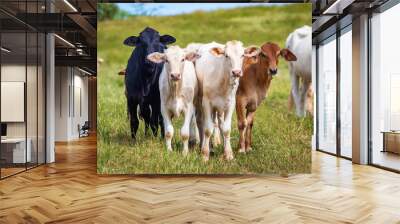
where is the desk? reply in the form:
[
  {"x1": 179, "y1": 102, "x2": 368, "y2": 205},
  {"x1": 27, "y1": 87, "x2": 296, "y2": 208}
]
[
  {"x1": 1, "y1": 138, "x2": 31, "y2": 163},
  {"x1": 381, "y1": 131, "x2": 400, "y2": 154}
]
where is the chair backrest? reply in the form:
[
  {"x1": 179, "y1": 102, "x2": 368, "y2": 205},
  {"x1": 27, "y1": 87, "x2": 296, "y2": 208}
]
[{"x1": 82, "y1": 121, "x2": 90, "y2": 129}]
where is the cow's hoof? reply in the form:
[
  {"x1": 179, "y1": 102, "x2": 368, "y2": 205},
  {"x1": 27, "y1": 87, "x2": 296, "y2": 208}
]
[
  {"x1": 224, "y1": 153, "x2": 234, "y2": 161},
  {"x1": 296, "y1": 111, "x2": 306, "y2": 117},
  {"x1": 182, "y1": 150, "x2": 189, "y2": 156},
  {"x1": 201, "y1": 149, "x2": 210, "y2": 162},
  {"x1": 213, "y1": 137, "x2": 221, "y2": 146},
  {"x1": 238, "y1": 148, "x2": 246, "y2": 154},
  {"x1": 245, "y1": 147, "x2": 252, "y2": 152},
  {"x1": 213, "y1": 140, "x2": 221, "y2": 146}
]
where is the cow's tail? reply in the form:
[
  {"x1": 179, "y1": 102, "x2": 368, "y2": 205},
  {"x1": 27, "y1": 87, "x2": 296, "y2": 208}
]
[{"x1": 126, "y1": 95, "x2": 135, "y2": 121}]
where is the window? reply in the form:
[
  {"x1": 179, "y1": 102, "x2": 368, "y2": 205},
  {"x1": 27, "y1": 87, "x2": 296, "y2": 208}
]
[
  {"x1": 370, "y1": 3, "x2": 400, "y2": 171},
  {"x1": 317, "y1": 35, "x2": 337, "y2": 154},
  {"x1": 0, "y1": 1, "x2": 46, "y2": 179},
  {"x1": 339, "y1": 27, "x2": 352, "y2": 158}
]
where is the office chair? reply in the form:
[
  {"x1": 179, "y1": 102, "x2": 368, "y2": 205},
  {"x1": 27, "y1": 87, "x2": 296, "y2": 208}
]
[{"x1": 79, "y1": 121, "x2": 90, "y2": 138}]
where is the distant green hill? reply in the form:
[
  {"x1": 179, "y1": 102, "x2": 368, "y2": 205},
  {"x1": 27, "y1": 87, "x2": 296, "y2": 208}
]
[{"x1": 98, "y1": 4, "x2": 311, "y2": 66}]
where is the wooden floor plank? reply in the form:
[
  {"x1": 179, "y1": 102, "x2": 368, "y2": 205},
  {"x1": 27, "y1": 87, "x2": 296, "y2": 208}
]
[{"x1": 0, "y1": 135, "x2": 399, "y2": 223}]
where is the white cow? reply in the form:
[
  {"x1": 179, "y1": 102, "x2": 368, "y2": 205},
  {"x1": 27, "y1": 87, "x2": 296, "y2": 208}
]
[
  {"x1": 195, "y1": 41, "x2": 260, "y2": 161},
  {"x1": 185, "y1": 43, "x2": 204, "y2": 53},
  {"x1": 186, "y1": 43, "x2": 223, "y2": 147},
  {"x1": 147, "y1": 46, "x2": 200, "y2": 155},
  {"x1": 286, "y1": 25, "x2": 312, "y2": 117}
]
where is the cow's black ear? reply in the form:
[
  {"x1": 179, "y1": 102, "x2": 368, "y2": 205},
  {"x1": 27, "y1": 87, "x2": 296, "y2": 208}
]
[
  {"x1": 123, "y1": 36, "x2": 139, "y2": 46},
  {"x1": 160, "y1": 35, "x2": 176, "y2": 45}
]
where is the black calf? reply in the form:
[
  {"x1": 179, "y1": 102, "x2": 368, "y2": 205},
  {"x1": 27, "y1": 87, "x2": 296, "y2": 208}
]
[{"x1": 124, "y1": 27, "x2": 175, "y2": 140}]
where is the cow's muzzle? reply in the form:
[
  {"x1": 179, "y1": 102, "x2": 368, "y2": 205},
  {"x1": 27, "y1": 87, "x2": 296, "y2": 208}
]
[
  {"x1": 170, "y1": 73, "x2": 181, "y2": 81},
  {"x1": 269, "y1": 68, "x2": 278, "y2": 76},
  {"x1": 231, "y1": 70, "x2": 242, "y2": 77}
]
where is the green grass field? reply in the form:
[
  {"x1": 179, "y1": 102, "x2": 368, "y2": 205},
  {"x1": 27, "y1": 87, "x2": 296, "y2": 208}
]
[{"x1": 97, "y1": 4, "x2": 313, "y2": 175}]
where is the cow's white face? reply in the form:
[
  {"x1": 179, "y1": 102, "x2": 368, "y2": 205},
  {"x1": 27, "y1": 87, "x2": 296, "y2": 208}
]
[
  {"x1": 225, "y1": 41, "x2": 245, "y2": 77},
  {"x1": 147, "y1": 46, "x2": 200, "y2": 81},
  {"x1": 210, "y1": 41, "x2": 260, "y2": 78},
  {"x1": 163, "y1": 46, "x2": 186, "y2": 81}
]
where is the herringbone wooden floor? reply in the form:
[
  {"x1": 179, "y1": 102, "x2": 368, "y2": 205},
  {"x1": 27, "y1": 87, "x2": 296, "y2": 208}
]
[{"x1": 1, "y1": 135, "x2": 400, "y2": 224}]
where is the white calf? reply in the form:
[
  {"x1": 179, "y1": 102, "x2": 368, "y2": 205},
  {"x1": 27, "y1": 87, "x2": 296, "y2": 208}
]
[
  {"x1": 186, "y1": 43, "x2": 222, "y2": 147},
  {"x1": 195, "y1": 41, "x2": 259, "y2": 161},
  {"x1": 185, "y1": 43, "x2": 203, "y2": 53},
  {"x1": 147, "y1": 46, "x2": 200, "y2": 155},
  {"x1": 286, "y1": 25, "x2": 312, "y2": 117}
]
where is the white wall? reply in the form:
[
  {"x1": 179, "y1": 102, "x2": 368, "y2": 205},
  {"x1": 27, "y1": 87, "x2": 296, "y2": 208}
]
[
  {"x1": 72, "y1": 73, "x2": 89, "y2": 138},
  {"x1": 1, "y1": 63, "x2": 46, "y2": 164},
  {"x1": 1, "y1": 65, "x2": 40, "y2": 138},
  {"x1": 54, "y1": 67, "x2": 89, "y2": 141},
  {"x1": 1, "y1": 65, "x2": 26, "y2": 132},
  {"x1": 55, "y1": 66, "x2": 69, "y2": 141},
  {"x1": 1, "y1": 82, "x2": 25, "y2": 122}
]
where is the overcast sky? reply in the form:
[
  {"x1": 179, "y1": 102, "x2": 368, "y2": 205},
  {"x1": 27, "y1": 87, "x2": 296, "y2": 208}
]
[{"x1": 117, "y1": 3, "x2": 286, "y2": 16}]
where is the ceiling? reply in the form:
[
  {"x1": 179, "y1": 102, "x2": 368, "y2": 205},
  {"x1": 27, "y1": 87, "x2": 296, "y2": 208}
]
[
  {"x1": 312, "y1": 0, "x2": 390, "y2": 44},
  {"x1": 0, "y1": 0, "x2": 97, "y2": 75}
]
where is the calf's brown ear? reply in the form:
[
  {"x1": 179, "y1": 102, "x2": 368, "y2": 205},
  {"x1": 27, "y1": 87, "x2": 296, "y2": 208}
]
[
  {"x1": 147, "y1": 52, "x2": 166, "y2": 64},
  {"x1": 280, "y1": 49, "x2": 297, "y2": 61},
  {"x1": 244, "y1": 46, "x2": 261, "y2": 58},
  {"x1": 118, "y1": 68, "x2": 126, "y2": 76},
  {"x1": 185, "y1": 52, "x2": 201, "y2": 62},
  {"x1": 210, "y1": 47, "x2": 225, "y2": 57}
]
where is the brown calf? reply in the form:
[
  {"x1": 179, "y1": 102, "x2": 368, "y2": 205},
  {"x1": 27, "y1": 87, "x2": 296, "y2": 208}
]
[{"x1": 235, "y1": 42, "x2": 296, "y2": 153}]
